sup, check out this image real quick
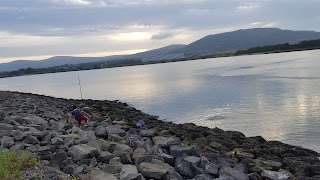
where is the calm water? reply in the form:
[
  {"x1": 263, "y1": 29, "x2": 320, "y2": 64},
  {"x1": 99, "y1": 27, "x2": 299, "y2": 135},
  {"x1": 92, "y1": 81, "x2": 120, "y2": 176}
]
[{"x1": 1, "y1": 50, "x2": 320, "y2": 153}]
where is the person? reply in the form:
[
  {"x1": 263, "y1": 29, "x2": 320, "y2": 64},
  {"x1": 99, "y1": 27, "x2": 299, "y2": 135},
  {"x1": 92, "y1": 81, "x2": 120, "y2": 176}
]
[
  {"x1": 68, "y1": 105, "x2": 91, "y2": 127},
  {"x1": 136, "y1": 119, "x2": 145, "y2": 128}
]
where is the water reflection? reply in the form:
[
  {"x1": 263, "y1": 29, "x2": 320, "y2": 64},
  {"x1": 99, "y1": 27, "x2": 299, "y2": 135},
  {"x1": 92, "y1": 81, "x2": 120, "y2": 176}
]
[{"x1": 1, "y1": 50, "x2": 320, "y2": 152}]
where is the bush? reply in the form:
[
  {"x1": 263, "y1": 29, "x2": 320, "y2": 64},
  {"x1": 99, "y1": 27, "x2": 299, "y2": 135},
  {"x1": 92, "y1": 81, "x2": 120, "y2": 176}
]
[{"x1": 0, "y1": 150, "x2": 39, "y2": 180}]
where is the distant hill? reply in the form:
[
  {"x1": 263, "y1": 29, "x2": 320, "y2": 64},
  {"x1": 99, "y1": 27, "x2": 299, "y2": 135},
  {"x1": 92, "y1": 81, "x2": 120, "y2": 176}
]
[
  {"x1": 184, "y1": 28, "x2": 320, "y2": 56},
  {"x1": 131, "y1": 44, "x2": 186, "y2": 62},
  {"x1": 0, "y1": 55, "x2": 128, "y2": 72},
  {"x1": 2, "y1": 28, "x2": 320, "y2": 72}
]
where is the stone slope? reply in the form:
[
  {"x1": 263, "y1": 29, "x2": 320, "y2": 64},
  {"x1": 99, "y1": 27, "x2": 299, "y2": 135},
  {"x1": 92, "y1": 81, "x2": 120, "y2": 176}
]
[{"x1": 0, "y1": 91, "x2": 319, "y2": 180}]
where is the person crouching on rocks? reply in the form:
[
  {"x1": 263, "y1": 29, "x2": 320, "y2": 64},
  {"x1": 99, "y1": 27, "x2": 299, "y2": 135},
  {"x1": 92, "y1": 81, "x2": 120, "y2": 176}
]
[{"x1": 68, "y1": 105, "x2": 91, "y2": 127}]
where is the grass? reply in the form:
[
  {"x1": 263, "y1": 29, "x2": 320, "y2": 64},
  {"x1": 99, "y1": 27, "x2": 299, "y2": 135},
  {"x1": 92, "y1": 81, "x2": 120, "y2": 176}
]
[{"x1": 0, "y1": 150, "x2": 39, "y2": 180}]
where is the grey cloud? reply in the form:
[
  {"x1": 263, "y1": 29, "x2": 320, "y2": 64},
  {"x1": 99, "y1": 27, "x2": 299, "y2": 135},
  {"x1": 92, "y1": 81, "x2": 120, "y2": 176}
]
[{"x1": 151, "y1": 32, "x2": 174, "y2": 40}]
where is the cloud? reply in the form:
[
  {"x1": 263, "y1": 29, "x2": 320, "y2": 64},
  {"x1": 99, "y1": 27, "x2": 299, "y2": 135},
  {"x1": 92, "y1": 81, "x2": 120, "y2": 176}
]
[
  {"x1": 1, "y1": 0, "x2": 320, "y2": 62},
  {"x1": 151, "y1": 32, "x2": 174, "y2": 40}
]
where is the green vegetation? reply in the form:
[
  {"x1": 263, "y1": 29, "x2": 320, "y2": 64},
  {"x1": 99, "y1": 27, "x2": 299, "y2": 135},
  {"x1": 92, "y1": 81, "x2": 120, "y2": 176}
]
[
  {"x1": 0, "y1": 150, "x2": 39, "y2": 180},
  {"x1": 235, "y1": 39, "x2": 320, "y2": 55}
]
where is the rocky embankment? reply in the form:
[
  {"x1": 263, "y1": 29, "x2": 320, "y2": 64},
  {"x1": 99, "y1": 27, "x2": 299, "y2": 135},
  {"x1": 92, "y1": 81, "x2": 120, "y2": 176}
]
[{"x1": 0, "y1": 91, "x2": 320, "y2": 180}]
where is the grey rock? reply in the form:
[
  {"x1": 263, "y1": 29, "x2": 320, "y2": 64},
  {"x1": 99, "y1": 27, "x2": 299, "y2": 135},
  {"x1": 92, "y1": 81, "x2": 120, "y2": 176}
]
[
  {"x1": 192, "y1": 174, "x2": 214, "y2": 180},
  {"x1": 42, "y1": 166, "x2": 71, "y2": 180},
  {"x1": 23, "y1": 115, "x2": 48, "y2": 125},
  {"x1": 95, "y1": 125, "x2": 107, "y2": 138},
  {"x1": 176, "y1": 160, "x2": 195, "y2": 179},
  {"x1": 0, "y1": 123, "x2": 14, "y2": 130},
  {"x1": 120, "y1": 165, "x2": 145, "y2": 180},
  {"x1": 139, "y1": 129, "x2": 155, "y2": 137},
  {"x1": 91, "y1": 170, "x2": 118, "y2": 180},
  {"x1": 153, "y1": 136, "x2": 181, "y2": 148},
  {"x1": 184, "y1": 156, "x2": 201, "y2": 166},
  {"x1": 11, "y1": 130, "x2": 26, "y2": 141},
  {"x1": 27, "y1": 145, "x2": 39, "y2": 153},
  {"x1": 52, "y1": 150, "x2": 68, "y2": 165},
  {"x1": 140, "y1": 162, "x2": 168, "y2": 179},
  {"x1": 10, "y1": 143, "x2": 25, "y2": 150},
  {"x1": 205, "y1": 163, "x2": 219, "y2": 175},
  {"x1": 68, "y1": 144, "x2": 100, "y2": 161},
  {"x1": 51, "y1": 137, "x2": 64, "y2": 146},
  {"x1": 24, "y1": 135, "x2": 40, "y2": 145},
  {"x1": 132, "y1": 148, "x2": 147, "y2": 165},
  {"x1": 260, "y1": 170, "x2": 293, "y2": 180},
  {"x1": 219, "y1": 167, "x2": 249, "y2": 180},
  {"x1": 170, "y1": 145, "x2": 195, "y2": 158},
  {"x1": 1, "y1": 136, "x2": 14, "y2": 148},
  {"x1": 81, "y1": 130, "x2": 97, "y2": 141},
  {"x1": 106, "y1": 125, "x2": 127, "y2": 137},
  {"x1": 98, "y1": 151, "x2": 113, "y2": 163},
  {"x1": 165, "y1": 171, "x2": 184, "y2": 180}
]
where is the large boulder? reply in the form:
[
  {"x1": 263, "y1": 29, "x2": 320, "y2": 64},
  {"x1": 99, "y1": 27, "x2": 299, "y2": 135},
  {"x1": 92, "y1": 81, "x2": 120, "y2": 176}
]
[
  {"x1": 68, "y1": 144, "x2": 100, "y2": 161},
  {"x1": 219, "y1": 167, "x2": 249, "y2": 180},
  {"x1": 170, "y1": 145, "x2": 196, "y2": 158},
  {"x1": 24, "y1": 135, "x2": 40, "y2": 145},
  {"x1": 260, "y1": 170, "x2": 294, "y2": 180},
  {"x1": 140, "y1": 162, "x2": 168, "y2": 179},
  {"x1": 132, "y1": 148, "x2": 147, "y2": 165},
  {"x1": 139, "y1": 129, "x2": 155, "y2": 137},
  {"x1": 11, "y1": 130, "x2": 26, "y2": 141},
  {"x1": 120, "y1": 165, "x2": 145, "y2": 180},
  {"x1": 22, "y1": 115, "x2": 48, "y2": 125},
  {"x1": 152, "y1": 136, "x2": 181, "y2": 148},
  {"x1": 90, "y1": 170, "x2": 118, "y2": 180},
  {"x1": 51, "y1": 137, "x2": 64, "y2": 146},
  {"x1": 0, "y1": 123, "x2": 14, "y2": 137},
  {"x1": 98, "y1": 151, "x2": 113, "y2": 163},
  {"x1": 95, "y1": 126, "x2": 107, "y2": 138},
  {"x1": 106, "y1": 125, "x2": 127, "y2": 137},
  {"x1": 1, "y1": 136, "x2": 14, "y2": 148}
]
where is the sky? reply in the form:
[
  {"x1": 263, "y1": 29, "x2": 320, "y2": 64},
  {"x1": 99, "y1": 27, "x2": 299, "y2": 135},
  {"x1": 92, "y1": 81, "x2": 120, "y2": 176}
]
[{"x1": 0, "y1": 0, "x2": 320, "y2": 63}]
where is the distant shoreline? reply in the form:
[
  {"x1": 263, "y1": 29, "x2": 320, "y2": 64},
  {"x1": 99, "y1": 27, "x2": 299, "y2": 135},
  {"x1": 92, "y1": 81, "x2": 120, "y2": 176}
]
[{"x1": 1, "y1": 47, "x2": 319, "y2": 79}]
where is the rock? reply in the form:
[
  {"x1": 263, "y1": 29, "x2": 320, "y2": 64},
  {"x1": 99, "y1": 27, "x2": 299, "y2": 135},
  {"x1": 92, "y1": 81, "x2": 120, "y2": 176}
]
[
  {"x1": 248, "y1": 172, "x2": 262, "y2": 180},
  {"x1": 184, "y1": 156, "x2": 201, "y2": 166},
  {"x1": 51, "y1": 137, "x2": 64, "y2": 146},
  {"x1": 68, "y1": 144, "x2": 100, "y2": 161},
  {"x1": 11, "y1": 130, "x2": 27, "y2": 141},
  {"x1": 205, "y1": 163, "x2": 219, "y2": 175},
  {"x1": 170, "y1": 145, "x2": 196, "y2": 158},
  {"x1": 192, "y1": 174, "x2": 214, "y2": 180},
  {"x1": 0, "y1": 123, "x2": 14, "y2": 130},
  {"x1": 139, "y1": 129, "x2": 155, "y2": 137},
  {"x1": 219, "y1": 167, "x2": 249, "y2": 180},
  {"x1": 140, "y1": 162, "x2": 168, "y2": 179},
  {"x1": 98, "y1": 151, "x2": 113, "y2": 163},
  {"x1": 27, "y1": 145, "x2": 39, "y2": 153},
  {"x1": 24, "y1": 135, "x2": 40, "y2": 145},
  {"x1": 81, "y1": 130, "x2": 97, "y2": 141},
  {"x1": 153, "y1": 136, "x2": 181, "y2": 148},
  {"x1": 120, "y1": 165, "x2": 145, "y2": 180},
  {"x1": 1, "y1": 136, "x2": 14, "y2": 148},
  {"x1": 22, "y1": 115, "x2": 47, "y2": 125},
  {"x1": 260, "y1": 169, "x2": 293, "y2": 180},
  {"x1": 0, "y1": 123, "x2": 14, "y2": 137},
  {"x1": 106, "y1": 125, "x2": 127, "y2": 137},
  {"x1": 100, "y1": 157, "x2": 123, "y2": 174},
  {"x1": 42, "y1": 166, "x2": 71, "y2": 180},
  {"x1": 91, "y1": 169, "x2": 118, "y2": 180},
  {"x1": 10, "y1": 143, "x2": 25, "y2": 150},
  {"x1": 52, "y1": 150, "x2": 68, "y2": 165},
  {"x1": 165, "y1": 171, "x2": 184, "y2": 180},
  {"x1": 71, "y1": 125, "x2": 84, "y2": 135},
  {"x1": 95, "y1": 125, "x2": 107, "y2": 138},
  {"x1": 176, "y1": 160, "x2": 195, "y2": 179},
  {"x1": 113, "y1": 143, "x2": 134, "y2": 163},
  {"x1": 132, "y1": 148, "x2": 147, "y2": 165}
]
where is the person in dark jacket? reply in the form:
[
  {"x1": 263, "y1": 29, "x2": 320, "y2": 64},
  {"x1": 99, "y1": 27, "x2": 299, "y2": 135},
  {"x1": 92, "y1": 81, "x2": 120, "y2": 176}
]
[{"x1": 68, "y1": 105, "x2": 91, "y2": 127}]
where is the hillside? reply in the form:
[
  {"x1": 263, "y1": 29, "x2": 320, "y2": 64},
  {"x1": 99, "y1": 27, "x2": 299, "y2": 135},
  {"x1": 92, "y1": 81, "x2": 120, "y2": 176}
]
[
  {"x1": 184, "y1": 28, "x2": 320, "y2": 56},
  {"x1": 2, "y1": 28, "x2": 320, "y2": 72}
]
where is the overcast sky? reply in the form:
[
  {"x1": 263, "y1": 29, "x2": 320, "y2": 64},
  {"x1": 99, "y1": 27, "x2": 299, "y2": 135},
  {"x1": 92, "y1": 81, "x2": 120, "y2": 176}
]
[{"x1": 0, "y1": 0, "x2": 319, "y2": 63}]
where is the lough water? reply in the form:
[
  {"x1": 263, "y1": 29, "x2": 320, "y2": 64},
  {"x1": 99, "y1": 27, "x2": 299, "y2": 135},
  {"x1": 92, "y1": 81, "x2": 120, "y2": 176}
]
[{"x1": 1, "y1": 50, "x2": 320, "y2": 152}]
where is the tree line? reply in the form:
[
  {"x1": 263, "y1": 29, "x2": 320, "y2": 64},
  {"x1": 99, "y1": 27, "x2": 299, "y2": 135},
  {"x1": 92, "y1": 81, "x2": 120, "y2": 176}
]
[{"x1": 235, "y1": 39, "x2": 320, "y2": 55}]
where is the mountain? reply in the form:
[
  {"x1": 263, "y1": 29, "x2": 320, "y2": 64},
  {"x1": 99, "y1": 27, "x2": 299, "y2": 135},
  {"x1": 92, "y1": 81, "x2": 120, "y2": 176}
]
[
  {"x1": 184, "y1": 28, "x2": 320, "y2": 56},
  {"x1": 2, "y1": 28, "x2": 320, "y2": 72},
  {"x1": 0, "y1": 55, "x2": 127, "y2": 72}
]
